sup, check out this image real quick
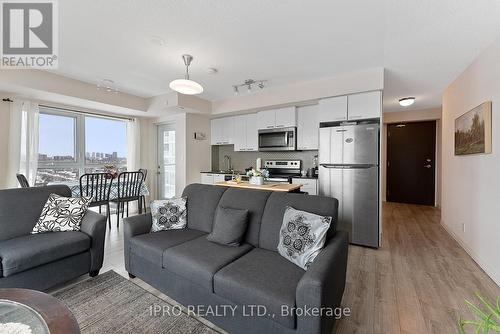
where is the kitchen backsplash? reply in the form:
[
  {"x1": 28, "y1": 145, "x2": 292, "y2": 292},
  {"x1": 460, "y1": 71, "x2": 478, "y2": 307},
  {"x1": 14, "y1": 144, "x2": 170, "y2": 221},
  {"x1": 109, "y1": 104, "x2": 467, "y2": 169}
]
[{"x1": 212, "y1": 145, "x2": 319, "y2": 172}]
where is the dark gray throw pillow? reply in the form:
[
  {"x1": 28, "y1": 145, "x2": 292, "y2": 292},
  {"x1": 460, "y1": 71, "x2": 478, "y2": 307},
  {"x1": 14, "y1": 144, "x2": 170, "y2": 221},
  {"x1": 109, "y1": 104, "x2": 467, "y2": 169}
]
[{"x1": 207, "y1": 207, "x2": 249, "y2": 247}]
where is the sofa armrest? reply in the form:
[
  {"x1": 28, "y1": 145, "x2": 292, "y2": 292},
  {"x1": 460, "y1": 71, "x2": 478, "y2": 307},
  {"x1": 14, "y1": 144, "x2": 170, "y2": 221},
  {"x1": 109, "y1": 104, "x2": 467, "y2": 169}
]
[
  {"x1": 295, "y1": 231, "x2": 349, "y2": 334},
  {"x1": 80, "y1": 210, "x2": 107, "y2": 273},
  {"x1": 123, "y1": 213, "x2": 152, "y2": 271}
]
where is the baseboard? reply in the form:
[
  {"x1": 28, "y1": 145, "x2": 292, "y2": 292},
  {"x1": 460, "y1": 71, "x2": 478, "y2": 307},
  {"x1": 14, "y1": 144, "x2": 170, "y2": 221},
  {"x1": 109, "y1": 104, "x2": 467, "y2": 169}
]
[{"x1": 441, "y1": 220, "x2": 500, "y2": 288}]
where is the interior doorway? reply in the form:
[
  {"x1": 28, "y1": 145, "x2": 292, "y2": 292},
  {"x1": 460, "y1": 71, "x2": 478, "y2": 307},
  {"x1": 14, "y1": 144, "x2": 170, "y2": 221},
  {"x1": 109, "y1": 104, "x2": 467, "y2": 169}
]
[{"x1": 386, "y1": 121, "x2": 436, "y2": 206}]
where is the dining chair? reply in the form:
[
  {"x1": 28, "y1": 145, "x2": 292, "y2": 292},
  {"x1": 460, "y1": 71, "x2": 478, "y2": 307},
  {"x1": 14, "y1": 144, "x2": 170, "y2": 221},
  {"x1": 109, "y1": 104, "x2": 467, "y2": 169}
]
[
  {"x1": 16, "y1": 174, "x2": 30, "y2": 188},
  {"x1": 80, "y1": 173, "x2": 114, "y2": 228},
  {"x1": 138, "y1": 168, "x2": 148, "y2": 212},
  {"x1": 111, "y1": 171, "x2": 145, "y2": 227}
]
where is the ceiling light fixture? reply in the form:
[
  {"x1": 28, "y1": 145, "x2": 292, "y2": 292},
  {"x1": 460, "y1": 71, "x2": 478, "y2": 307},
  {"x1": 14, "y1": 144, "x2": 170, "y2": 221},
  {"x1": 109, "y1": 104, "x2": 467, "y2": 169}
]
[
  {"x1": 97, "y1": 79, "x2": 118, "y2": 94},
  {"x1": 169, "y1": 54, "x2": 204, "y2": 95},
  {"x1": 232, "y1": 79, "x2": 267, "y2": 94},
  {"x1": 399, "y1": 97, "x2": 415, "y2": 107}
]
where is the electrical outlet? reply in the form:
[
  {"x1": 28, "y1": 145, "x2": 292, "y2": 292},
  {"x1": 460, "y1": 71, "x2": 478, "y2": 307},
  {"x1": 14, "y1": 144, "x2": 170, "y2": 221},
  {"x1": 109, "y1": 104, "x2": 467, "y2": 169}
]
[{"x1": 462, "y1": 223, "x2": 466, "y2": 233}]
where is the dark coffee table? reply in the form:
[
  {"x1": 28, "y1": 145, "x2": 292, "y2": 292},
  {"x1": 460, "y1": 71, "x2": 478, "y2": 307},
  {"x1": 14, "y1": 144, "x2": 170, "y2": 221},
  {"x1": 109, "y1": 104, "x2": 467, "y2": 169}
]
[{"x1": 0, "y1": 288, "x2": 80, "y2": 334}]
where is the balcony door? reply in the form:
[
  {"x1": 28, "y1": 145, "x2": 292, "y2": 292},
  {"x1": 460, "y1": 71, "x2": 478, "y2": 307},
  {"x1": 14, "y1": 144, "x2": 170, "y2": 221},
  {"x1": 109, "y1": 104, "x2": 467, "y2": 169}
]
[{"x1": 157, "y1": 124, "x2": 176, "y2": 199}]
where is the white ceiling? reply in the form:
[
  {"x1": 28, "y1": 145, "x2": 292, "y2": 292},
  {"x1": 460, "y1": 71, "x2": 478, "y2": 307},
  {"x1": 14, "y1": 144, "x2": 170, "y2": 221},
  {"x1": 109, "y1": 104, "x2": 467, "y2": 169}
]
[{"x1": 53, "y1": 0, "x2": 500, "y2": 112}]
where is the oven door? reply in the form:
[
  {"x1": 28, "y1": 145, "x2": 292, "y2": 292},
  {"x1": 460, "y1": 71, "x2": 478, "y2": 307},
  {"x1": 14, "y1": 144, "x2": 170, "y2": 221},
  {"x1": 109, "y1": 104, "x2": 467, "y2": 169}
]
[{"x1": 258, "y1": 127, "x2": 296, "y2": 151}]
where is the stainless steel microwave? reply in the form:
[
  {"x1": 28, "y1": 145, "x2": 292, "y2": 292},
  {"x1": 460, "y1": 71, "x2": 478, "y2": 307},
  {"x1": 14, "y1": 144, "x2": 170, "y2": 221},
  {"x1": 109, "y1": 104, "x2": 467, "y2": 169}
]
[{"x1": 258, "y1": 127, "x2": 297, "y2": 151}]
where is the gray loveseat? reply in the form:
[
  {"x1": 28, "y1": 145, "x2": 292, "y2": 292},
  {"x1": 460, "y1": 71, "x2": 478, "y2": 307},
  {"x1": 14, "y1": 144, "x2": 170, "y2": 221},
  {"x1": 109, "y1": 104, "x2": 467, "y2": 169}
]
[
  {"x1": 0, "y1": 185, "x2": 107, "y2": 291},
  {"x1": 124, "y1": 184, "x2": 348, "y2": 334}
]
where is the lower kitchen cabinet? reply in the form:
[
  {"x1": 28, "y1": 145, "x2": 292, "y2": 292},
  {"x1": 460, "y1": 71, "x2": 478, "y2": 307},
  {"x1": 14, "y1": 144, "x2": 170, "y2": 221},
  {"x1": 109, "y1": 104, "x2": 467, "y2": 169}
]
[
  {"x1": 201, "y1": 173, "x2": 227, "y2": 185},
  {"x1": 292, "y1": 178, "x2": 318, "y2": 195}
]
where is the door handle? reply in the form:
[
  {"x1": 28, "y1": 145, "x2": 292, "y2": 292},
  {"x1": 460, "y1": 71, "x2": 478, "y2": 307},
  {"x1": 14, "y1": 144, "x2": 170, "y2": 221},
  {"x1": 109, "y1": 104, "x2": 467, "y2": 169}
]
[{"x1": 424, "y1": 164, "x2": 432, "y2": 168}]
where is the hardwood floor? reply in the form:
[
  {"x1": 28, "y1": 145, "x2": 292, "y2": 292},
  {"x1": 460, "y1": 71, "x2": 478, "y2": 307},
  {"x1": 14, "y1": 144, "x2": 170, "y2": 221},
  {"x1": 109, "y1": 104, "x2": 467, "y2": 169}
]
[
  {"x1": 54, "y1": 202, "x2": 500, "y2": 333},
  {"x1": 335, "y1": 202, "x2": 500, "y2": 334}
]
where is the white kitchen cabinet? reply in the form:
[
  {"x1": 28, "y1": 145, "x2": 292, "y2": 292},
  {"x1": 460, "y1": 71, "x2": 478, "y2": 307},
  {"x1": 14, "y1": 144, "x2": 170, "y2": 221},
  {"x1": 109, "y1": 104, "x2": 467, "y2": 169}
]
[
  {"x1": 257, "y1": 110, "x2": 276, "y2": 130},
  {"x1": 245, "y1": 113, "x2": 259, "y2": 151},
  {"x1": 213, "y1": 174, "x2": 226, "y2": 183},
  {"x1": 234, "y1": 113, "x2": 258, "y2": 151},
  {"x1": 318, "y1": 96, "x2": 347, "y2": 122},
  {"x1": 233, "y1": 115, "x2": 246, "y2": 151},
  {"x1": 347, "y1": 91, "x2": 381, "y2": 120},
  {"x1": 292, "y1": 178, "x2": 318, "y2": 195},
  {"x1": 201, "y1": 173, "x2": 214, "y2": 185},
  {"x1": 274, "y1": 107, "x2": 296, "y2": 128},
  {"x1": 297, "y1": 105, "x2": 319, "y2": 150},
  {"x1": 201, "y1": 173, "x2": 226, "y2": 184},
  {"x1": 211, "y1": 117, "x2": 234, "y2": 145},
  {"x1": 258, "y1": 107, "x2": 296, "y2": 129}
]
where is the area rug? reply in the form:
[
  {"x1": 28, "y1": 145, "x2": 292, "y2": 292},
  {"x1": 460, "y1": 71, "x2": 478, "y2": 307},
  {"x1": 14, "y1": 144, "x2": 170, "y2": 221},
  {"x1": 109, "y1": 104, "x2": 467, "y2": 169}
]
[{"x1": 53, "y1": 270, "x2": 219, "y2": 334}]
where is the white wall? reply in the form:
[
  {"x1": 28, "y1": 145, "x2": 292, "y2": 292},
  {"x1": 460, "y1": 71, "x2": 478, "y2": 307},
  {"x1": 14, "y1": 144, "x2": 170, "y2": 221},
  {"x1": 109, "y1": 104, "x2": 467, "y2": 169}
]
[
  {"x1": 185, "y1": 113, "x2": 211, "y2": 185},
  {"x1": 442, "y1": 36, "x2": 500, "y2": 286},
  {"x1": 381, "y1": 108, "x2": 442, "y2": 205}
]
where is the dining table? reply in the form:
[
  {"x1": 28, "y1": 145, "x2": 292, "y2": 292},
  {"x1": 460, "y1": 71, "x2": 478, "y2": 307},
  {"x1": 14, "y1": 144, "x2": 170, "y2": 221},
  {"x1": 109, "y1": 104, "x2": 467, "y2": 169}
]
[{"x1": 47, "y1": 180, "x2": 149, "y2": 199}]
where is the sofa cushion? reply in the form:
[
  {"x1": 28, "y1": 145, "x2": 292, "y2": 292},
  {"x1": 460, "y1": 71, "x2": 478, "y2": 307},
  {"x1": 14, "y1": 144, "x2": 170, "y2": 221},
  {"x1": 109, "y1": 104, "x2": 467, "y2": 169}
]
[
  {"x1": 0, "y1": 231, "x2": 90, "y2": 277},
  {"x1": 150, "y1": 197, "x2": 187, "y2": 232},
  {"x1": 162, "y1": 236, "x2": 253, "y2": 290},
  {"x1": 129, "y1": 229, "x2": 205, "y2": 265},
  {"x1": 32, "y1": 193, "x2": 92, "y2": 234},
  {"x1": 277, "y1": 206, "x2": 332, "y2": 270},
  {"x1": 214, "y1": 248, "x2": 305, "y2": 329},
  {"x1": 259, "y1": 192, "x2": 338, "y2": 251},
  {"x1": 207, "y1": 207, "x2": 248, "y2": 247},
  {"x1": 0, "y1": 185, "x2": 71, "y2": 241},
  {"x1": 182, "y1": 184, "x2": 227, "y2": 233},
  {"x1": 215, "y1": 188, "x2": 272, "y2": 246}
]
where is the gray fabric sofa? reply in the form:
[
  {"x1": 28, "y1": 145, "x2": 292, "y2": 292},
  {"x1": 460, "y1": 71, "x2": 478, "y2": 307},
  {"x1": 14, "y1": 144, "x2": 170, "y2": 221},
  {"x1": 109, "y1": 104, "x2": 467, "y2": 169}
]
[
  {"x1": 0, "y1": 185, "x2": 107, "y2": 291},
  {"x1": 124, "y1": 184, "x2": 348, "y2": 334}
]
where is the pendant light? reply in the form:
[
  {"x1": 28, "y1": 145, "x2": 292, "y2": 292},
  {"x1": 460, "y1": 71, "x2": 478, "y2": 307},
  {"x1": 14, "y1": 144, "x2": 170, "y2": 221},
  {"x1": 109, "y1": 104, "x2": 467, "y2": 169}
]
[{"x1": 169, "y1": 54, "x2": 204, "y2": 95}]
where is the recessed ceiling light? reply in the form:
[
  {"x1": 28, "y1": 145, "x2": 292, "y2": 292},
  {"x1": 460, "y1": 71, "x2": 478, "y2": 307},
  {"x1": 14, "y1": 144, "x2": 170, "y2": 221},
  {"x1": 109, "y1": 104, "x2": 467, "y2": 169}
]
[
  {"x1": 150, "y1": 36, "x2": 166, "y2": 47},
  {"x1": 399, "y1": 97, "x2": 415, "y2": 107}
]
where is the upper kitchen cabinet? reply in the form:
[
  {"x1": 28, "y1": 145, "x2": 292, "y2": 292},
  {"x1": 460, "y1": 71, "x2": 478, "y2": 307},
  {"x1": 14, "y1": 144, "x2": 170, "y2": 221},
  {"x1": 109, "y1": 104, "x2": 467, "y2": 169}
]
[
  {"x1": 233, "y1": 113, "x2": 258, "y2": 151},
  {"x1": 275, "y1": 107, "x2": 296, "y2": 128},
  {"x1": 347, "y1": 91, "x2": 381, "y2": 120},
  {"x1": 257, "y1": 109, "x2": 276, "y2": 129},
  {"x1": 257, "y1": 107, "x2": 296, "y2": 129},
  {"x1": 318, "y1": 96, "x2": 347, "y2": 122},
  {"x1": 245, "y1": 113, "x2": 259, "y2": 151},
  {"x1": 211, "y1": 117, "x2": 234, "y2": 145},
  {"x1": 297, "y1": 104, "x2": 319, "y2": 150}
]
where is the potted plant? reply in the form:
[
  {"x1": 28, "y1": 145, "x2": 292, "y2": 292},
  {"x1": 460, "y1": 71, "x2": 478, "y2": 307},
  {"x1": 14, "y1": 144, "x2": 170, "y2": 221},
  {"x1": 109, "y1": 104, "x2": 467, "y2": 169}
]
[{"x1": 246, "y1": 168, "x2": 269, "y2": 185}]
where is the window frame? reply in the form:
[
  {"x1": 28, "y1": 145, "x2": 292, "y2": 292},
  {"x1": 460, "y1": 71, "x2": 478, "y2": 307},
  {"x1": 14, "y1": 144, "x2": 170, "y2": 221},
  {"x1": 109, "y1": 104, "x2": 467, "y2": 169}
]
[{"x1": 37, "y1": 107, "x2": 127, "y2": 183}]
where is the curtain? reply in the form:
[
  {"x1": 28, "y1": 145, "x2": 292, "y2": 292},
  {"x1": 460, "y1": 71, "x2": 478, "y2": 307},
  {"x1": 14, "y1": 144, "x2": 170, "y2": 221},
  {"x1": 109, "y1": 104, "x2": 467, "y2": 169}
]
[
  {"x1": 7, "y1": 100, "x2": 40, "y2": 187},
  {"x1": 126, "y1": 118, "x2": 141, "y2": 172}
]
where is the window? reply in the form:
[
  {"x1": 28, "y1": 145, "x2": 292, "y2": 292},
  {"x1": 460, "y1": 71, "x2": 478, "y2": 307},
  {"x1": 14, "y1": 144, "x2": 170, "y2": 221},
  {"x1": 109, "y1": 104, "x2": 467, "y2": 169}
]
[
  {"x1": 85, "y1": 116, "x2": 127, "y2": 167},
  {"x1": 36, "y1": 108, "x2": 128, "y2": 185}
]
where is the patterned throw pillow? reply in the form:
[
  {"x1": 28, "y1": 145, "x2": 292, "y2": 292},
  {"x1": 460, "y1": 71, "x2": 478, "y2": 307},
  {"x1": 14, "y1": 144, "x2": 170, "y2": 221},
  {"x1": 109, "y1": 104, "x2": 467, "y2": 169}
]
[
  {"x1": 32, "y1": 194, "x2": 92, "y2": 234},
  {"x1": 150, "y1": 197, "x2": 187, "y2": 232},
  {"x1": 277, "y1": 206, "x2": 332, "y2": 270}
]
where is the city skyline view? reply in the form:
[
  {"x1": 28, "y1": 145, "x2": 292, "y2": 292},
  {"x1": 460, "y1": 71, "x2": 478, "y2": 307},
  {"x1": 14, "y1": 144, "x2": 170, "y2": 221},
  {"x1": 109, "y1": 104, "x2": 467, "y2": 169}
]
[{"x1": 38, "y1": 113, "x2": 127, "y2": 159}]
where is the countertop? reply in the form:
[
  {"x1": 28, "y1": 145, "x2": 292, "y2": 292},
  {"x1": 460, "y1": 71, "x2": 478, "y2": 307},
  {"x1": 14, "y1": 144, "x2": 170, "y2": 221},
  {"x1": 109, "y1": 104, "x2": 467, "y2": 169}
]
[
  {"x1": 201, "y1": 171, "x2": 245, "y2": 175},
  {"x1": 215, "y1": 181, "x2": 303, "y2": 192}
]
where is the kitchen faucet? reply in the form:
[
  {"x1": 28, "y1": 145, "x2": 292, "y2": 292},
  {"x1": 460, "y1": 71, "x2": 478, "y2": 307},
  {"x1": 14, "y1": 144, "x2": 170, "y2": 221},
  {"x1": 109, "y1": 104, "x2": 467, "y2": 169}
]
[{"x1": 223, "y1": 155, "x2": 232, "y2": 171}]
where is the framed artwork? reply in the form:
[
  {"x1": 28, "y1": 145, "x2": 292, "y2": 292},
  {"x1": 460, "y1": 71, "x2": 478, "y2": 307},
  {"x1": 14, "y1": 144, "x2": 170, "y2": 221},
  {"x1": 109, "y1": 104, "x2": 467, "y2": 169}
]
[{"x1": 455, "y1": 101, "x2": 492, "y2": 155}]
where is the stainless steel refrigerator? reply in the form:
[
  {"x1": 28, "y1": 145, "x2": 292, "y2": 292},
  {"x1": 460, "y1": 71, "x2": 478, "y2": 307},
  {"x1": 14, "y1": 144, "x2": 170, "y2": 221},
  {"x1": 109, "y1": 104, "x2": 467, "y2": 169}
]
[{"x1": 318, "y1": 121, "x2": 379, "y2": 248}]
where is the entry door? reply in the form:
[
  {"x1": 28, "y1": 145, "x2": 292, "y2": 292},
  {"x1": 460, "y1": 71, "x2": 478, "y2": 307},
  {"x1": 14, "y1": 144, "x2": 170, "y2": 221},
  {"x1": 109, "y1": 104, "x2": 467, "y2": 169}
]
[
  {"x1": 157, "y1": 124, "x2": 176, "y2": 199},
  {"x1": 387, "y1": 121, "x2": 436, "y2": 205}
]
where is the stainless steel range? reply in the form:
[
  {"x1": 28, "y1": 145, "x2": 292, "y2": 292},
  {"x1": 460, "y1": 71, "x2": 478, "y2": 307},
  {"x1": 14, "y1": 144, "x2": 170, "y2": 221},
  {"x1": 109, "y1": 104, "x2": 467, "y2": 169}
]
[{"x1": 264, "y1": 160, "x2": 301, "y2": 183}]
